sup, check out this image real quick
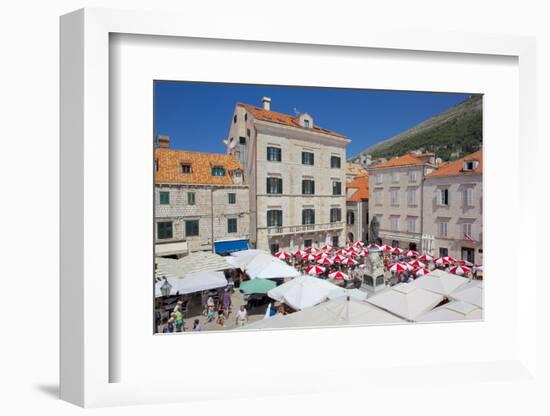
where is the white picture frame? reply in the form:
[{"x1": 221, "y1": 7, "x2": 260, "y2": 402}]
[{"x1": 60, "y1": 8, "x2": 538, "y2": 408}]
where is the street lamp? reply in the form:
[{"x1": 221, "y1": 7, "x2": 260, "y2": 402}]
[{"x1": 160, "y1": 277, "x2": 172, "y2": 297}]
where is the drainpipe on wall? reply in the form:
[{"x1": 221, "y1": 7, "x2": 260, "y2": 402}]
[
  {"x1": 211, "y1": 187, "x2": 215, "y2": 252},
  {"x1": 420, "y1": 166, "x2": 425, "y2": 252}
]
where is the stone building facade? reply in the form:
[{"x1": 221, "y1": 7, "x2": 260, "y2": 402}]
[
  {"x1": 367, "y1": 153, "x2": 437, "y2": 250},
  {"x1": 422, "y1": 150, "x2": 483, "y2": 264},
  {"x1": 225, "y1": 97, "x2": 351, "y2": 253},
  {"x1": 154, "y1": 145, "x2": 250, "y2": 256}
]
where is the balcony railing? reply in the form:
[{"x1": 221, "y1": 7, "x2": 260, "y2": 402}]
[{"x1": 264, "y1": 222, "x2": 345, "y2": 236}]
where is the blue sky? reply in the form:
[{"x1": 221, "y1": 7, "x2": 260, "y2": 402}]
[{"x1": 154, "y1": 81, "x2": 470, "y2": 158}]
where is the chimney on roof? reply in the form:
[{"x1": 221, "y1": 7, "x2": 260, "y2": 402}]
[
  {"x1": 262, "y1": 96, "x2": 271, "y2": 111},
  {"x1": 157, "y1": 135, "x2": 170, "y2": 148}
]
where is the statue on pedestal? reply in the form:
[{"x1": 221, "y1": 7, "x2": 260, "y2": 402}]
[{"x1": 363, "y1": 216, "x2": 386, "y2": 294}]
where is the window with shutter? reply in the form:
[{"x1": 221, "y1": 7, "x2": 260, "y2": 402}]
[
  {"x1": 185, "y1": 220, "x2": 199, "y2": 236},
  {"x1": 159, "y1": 191, "x2": 170, "y2": 205},
  {"x1": 227, "y1": 218, "x2": 237, "y2": 233},
  {"x1": 157, "y1": 221, "x2": 173, "y2": 239}
]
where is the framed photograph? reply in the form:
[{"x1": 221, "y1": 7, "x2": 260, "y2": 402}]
[{"x1": 60, "y1": 8, "x2": 537, "y2": 408}]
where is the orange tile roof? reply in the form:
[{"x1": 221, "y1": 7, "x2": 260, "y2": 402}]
[
  {"x1": 427, "y1": 150, "x2": 483, "y2": 178},
  {"x1": 238, "y1": 103, "x2": 348, "y2": 140},
  {"x1": 369, "y1": 154, "x2": 427, "y2": 169},
  {"x1": 155, "y1": 148, "x2": 243, "y2": 185},
  {"x1": 347, "y1": 173, "x2": 369, "y2": 202}
]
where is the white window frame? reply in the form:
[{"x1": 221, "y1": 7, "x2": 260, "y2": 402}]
[
  {"x1": 407, "y1": 218, "x2": 416, "y2": 233},
  {"x1": 407, "y1": 188, "x2": 417, "y2": 206},
  {"x1": 390, "y1": 189, "x2": 399, "y2": 206},
  {"x1": 465, "y1": 187, "x2": 474, "y2": 207},
  {"x1": 390, "y1": 216, "x2": 400, "y2": 231},
  {"x1": 391, "y1": 171, "x2": 399, "y2": 183},
  {"x1": 439, "y1": 221, "x2": 449, "y2": 237}
]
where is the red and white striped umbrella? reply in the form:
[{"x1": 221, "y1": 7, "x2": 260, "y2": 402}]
[
  {"x1": 388, "y1": 263, "x2": 408, "y2": 272},
  {"x1": 357, "y1": 249, "x2": 368, "y2": 257},
  {"x1": 404, "y1": 250, "x2": 419, "y2": 258},
  {"x1": 335, "y1": 248, "x2": 348, "y2": 256},
  {"x1": 332, "y1": 254, "x2": 347, "y2": 263},
  {"x1": 391, "y1": 247, "x2": 404, "y2": 255},
  {"x1": 274, "y1": 251, "x2": 292, "y2": 260},
  {"x1": 434, "y1": 257, "x2": 452, "y2": 265},
  {"x1": 320, "y1": 244, "x2": 334, "y2": 251},
  {"x1": 449, "y1": 265, "x2": 471, "y2": 276},
  {"x1": 443, "y1": 256, "x2": 457, "y2": 263},
  {"x1": 415, "y1": 268, "x2": 430, "y2": 277},
  {"x1": 353, "y1": 241, "x2": 365, "y2": 247},
  {"x1": 418, "y1": 253, "x2": 434, "y2": 262},
  {"x1": 329, "y1": 271, "x2": 349, "y2": 280},
  {"x1": 317, "y1": 257, "x2": 334, "y2": 266},
  {"x1": 347, "y1": 250, "x2": 360, "y2": 258},
  {"x1": 458, "y1": 259, "x2": 474, "y2": 267},
  {"x1": 341, "y1": 257, "x2": 359, "y2": 266},
  {"x1": 293, "y1": 249, "x2": 308, "y2": 258},
  {"x1": 317, "y1": 251, "x2": 331, "y2": 259},
  {"x1": 408, "y1": 260, "x2": 426, "y2": 268},
  {"x1": 303, "y1": 253, "x2": 318, "y2": 262},
  {"x1": 380, "y1": 245, "x2": 393, "y2": 252},
  {"x1": 306, "y1": 265, "x2": 326, "y2": 275},
  {"x1": 367, "y1": 243, "x2": 381, "y2": 250}
]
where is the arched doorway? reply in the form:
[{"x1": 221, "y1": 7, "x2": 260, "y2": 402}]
[{"x1": 347, "y1": 232, "x2": 354, "y2": 243}]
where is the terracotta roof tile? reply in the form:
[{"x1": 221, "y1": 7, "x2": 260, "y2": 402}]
[
  {"x1": 347, "y1": 173, "x2": 369, "y2": 202},
  {"x1": 427, "y1": 150, "x2": 482, "y2": 178},
  {"x1": 155, "y1": 148, "x2": 242, "y2": 185},
  {"x1": 238, "y1": 103, "x2": 348, "y2": 140},
  {"x1": 369, "y1": 154, "x2": 427, "y2": 169}
]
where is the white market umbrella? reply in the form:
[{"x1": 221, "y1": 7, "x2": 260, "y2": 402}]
[
  {"x1": 410, "y1": 269, "x2": 470, "y2": 296},
  {"x1": 416, "y1": 300, "x2": 482, "y2": 322},
  {"x1": 243, "y1": 296, "x2": 404, "y2": 329},
  {"x1": 366, "y1": 283, "x2": 444, "y2": 321},
  {"x1": 247, "y1": 257, "x2": 301, "y2": 279},
  {"x1": 449, "y1": 280, "x2": 483, "y2": 308},
  {"x1": 154, "y1": 271, "x2": 227, "y2": 298},
  {"x1": 267, "y1": 275, "x2": 338, "y2": 310}
]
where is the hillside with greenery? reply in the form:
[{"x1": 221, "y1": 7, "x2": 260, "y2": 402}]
[{"x1": 350, "y1": 95, "x2": 482, "y2": 162}]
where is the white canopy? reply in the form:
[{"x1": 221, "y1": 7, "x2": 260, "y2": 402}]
[
  {"x1": 267, "y1": 275, "x2": 339, "y2": 310},
  {"x1": 247, "y1": 257, "x2": 300, "y2": 279},
  {"x1": 366, "y1": 283, "x2": 444, "y2": 321},
  {"x1": 155, "y1": 251, "x2": 231, "y2": 278},
  {"x1": 449, "y1": 280, "x2": 483, "y2": 308},
  {"x1": 155, "y1": 271, "x2": 227, "y2": 298},
  {"x1": 416, "y1": 300, "x2": 483, "y2": 322},
  {"x1": 327, "y1": 287, "x2": 368, "y2": 302},
  {"x1": 243, "y1": 296, "x2": 404, "y2": 330},
  {"x1": 231, "y1": 252, "x2": 273, "y2": 270},
  {"x1": 410, "y1": 269, "x2": 470, "y2": 296},
  {"x1": 231, "y1": 251, "x2": 300, "y2": 279},
  {"x1": 231, "y1": 249, "x2": 270, "y2": 258}
]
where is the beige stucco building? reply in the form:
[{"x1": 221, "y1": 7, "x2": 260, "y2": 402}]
[
  {"x1": 367, "y1": 153, "x2": 437, "y2": 250},
  {"x1": 422, "y1": 150, "x2": 483, "y2": 264},
  {"x1": 225, "y1": 97, "x2": 351, "y2": 253},
  {"x1": 154, "y1": 143, "x2": 250, "y2": 256}
]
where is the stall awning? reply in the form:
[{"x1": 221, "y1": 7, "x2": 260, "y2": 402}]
[{"x1": 214, "y1": 239, "x2": 248, "y2": 255}]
